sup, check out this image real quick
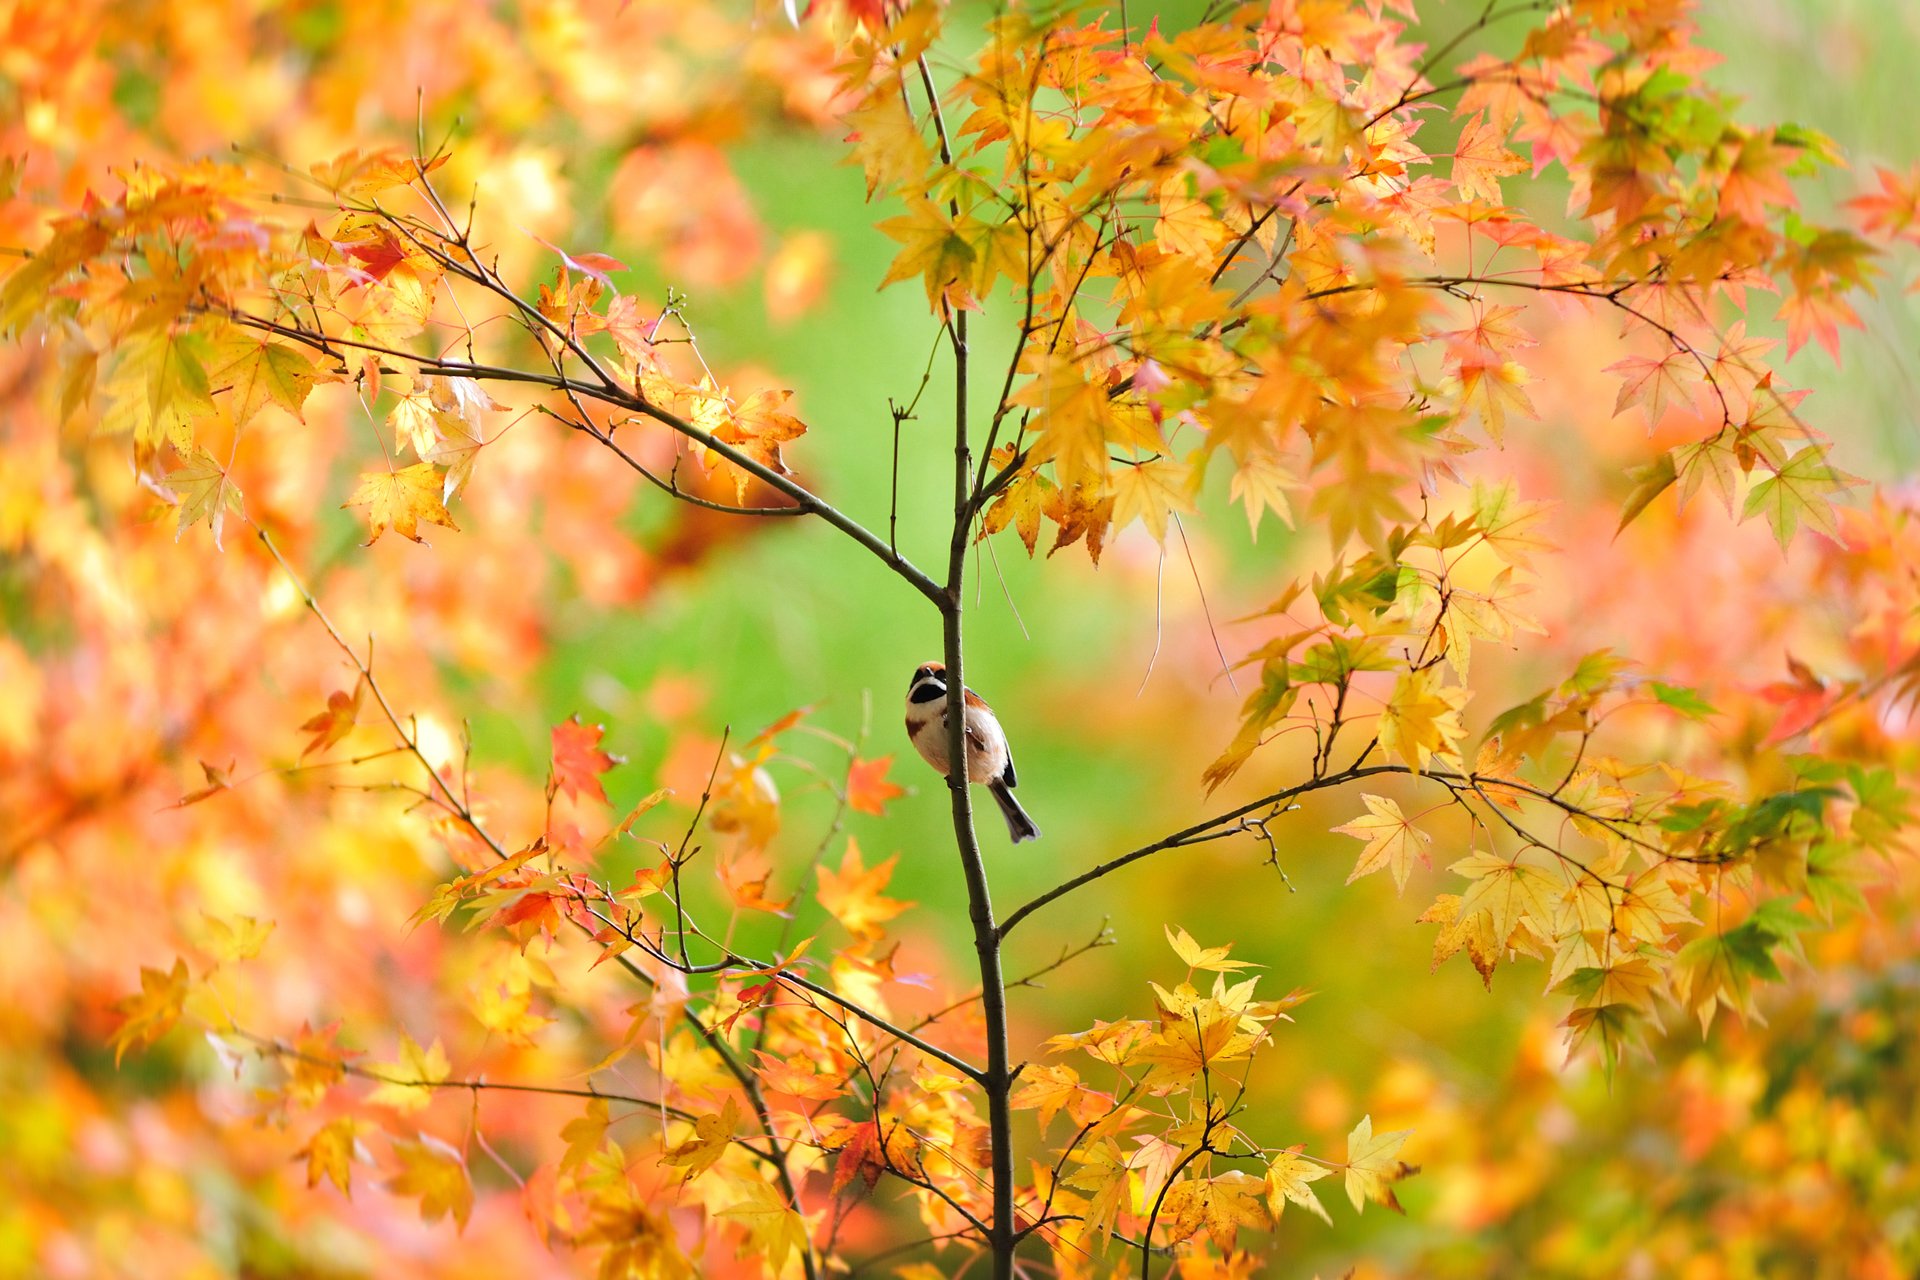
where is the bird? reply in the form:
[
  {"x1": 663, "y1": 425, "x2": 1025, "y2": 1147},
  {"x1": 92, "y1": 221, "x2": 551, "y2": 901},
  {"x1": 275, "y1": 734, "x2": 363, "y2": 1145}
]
[{"x1": 903, "y1": 661, "x2": 1040, "y2": 844}]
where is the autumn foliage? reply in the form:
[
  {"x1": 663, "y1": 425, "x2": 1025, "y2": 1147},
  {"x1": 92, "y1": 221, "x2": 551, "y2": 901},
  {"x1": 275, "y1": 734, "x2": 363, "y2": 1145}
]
[{"x1": 3, "y1": 0, "x2": 1919, "y2": 1277}]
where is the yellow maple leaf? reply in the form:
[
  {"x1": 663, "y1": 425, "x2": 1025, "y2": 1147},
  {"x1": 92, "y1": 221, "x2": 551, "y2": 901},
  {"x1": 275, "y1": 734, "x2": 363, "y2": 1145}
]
[
  {"x1": 1266, "y1": 1147, "x2": 1334, "y2": 1223},
  {"x1": 366, "y1": 1034, "x2": 451, "y2": 1113},
  {"x1": 1450, "y1": 848, "x2": 1560, "y2": 943},
  {"x1": 1162, "y1": 1171, "x2": 1269, "y2": 1251},
  {"x1": 1344, "y1": 1114, "x2": 1415, "y2": 1213},
  {"x1": 1109, "y1": 457, "x2": 1195, "y2": 542},
  {"x1": 1227, "y1": 447, "x2": 1300, "y2": 538},
  {"x1": 877, "y1": 196, "x2": 980, "y2": 315},
  {"x1": 715, "y1": 1177, "x2": 810, "y2": 1272},
  {"x1": 1165, "y1": 924, "x2": 1255, "y2": 972},
  {"x1": 1332, "y1": 794, "x2": 1433, "y2": 893},
  {"x1": 1417, "y1": 893, "x2": 1502, "y2": 988},
  {"x1": 1378, "y1": 668, "x2": 1467, "y2": 774},
  {"x1": 299, "y1": 1116, "x2": 365, "y2": 1194},
  {"x1": 343, "y1": 462, "x2": 459, "y2": 545},
  {"x1": 662, "y1": 1095, "x2": 741, "y2": 1181},
  {"x1": 384, "y1": 1133, "x2": 473, "y2": 1229},
  {"x1": 196, "y1": 911, "x2": 274, "y2": 964},
  {"x1": 166, "y1": 446, "x2": 242, "y2": 549},
  {"x1": 843, "y1": 80, "x2": 931, "y2": 198},
  {"x1": 1155, "y1": 174, "x2": 1227, "y2": 260},
  {"x1": 1015, "y1": 356, "x2": 1114, "y2": 492},
  {"x1": 108, "y1": 957, "x2": 190, "y2": 1065},
  {"x1": 202, "y1": 333, "x2": 313, "y2": 424}
]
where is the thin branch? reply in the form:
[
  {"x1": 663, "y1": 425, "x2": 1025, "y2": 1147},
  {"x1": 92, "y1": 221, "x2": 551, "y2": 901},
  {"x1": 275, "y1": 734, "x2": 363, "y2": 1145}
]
[{"x1": 222, "y1": 306, "x2": 944, "y2": 604}]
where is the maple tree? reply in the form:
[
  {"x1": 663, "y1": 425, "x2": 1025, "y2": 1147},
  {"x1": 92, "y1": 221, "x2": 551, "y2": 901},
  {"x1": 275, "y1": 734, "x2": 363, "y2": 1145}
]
[{"x1": 3, "y1": 1, "x2": 1918, "y2": 1278}]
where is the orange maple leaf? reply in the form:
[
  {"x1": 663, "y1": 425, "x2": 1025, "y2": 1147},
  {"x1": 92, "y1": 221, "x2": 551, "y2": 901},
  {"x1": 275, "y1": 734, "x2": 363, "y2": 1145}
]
[
  {"x1": 550, "y1": 716, "x2": 621, "y2": 805},
  {"x1": 815, "y1": 839, "x2": 913, "y2": 940},
  {"x1": 846, "y1": 755, "x2": 906, "y2": 816},
  {"x1": 299, "y1": 684, "x2": 363, "y2": 760}
]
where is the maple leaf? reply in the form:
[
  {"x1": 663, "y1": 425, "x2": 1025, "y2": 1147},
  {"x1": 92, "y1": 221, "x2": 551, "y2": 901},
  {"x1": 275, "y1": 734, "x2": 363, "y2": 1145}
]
[
  {"x1": 1416, "y1": 894, "x2": 1501, "y2": 988},
  {"x1": 715, "y1": 1178, "x2": 810, "y2": 1273},
  {"x1": 343, "y1": 463, "x2": 459, "y2": 544},
  {"x1": 1378, "y1": 668, "x2": 1467, "y2": 774},
  {"x1": 163, "y1": 447, "x2": 243, "y2": 549},
  {"x1": 299, "y1": 683, "x2": 363, "y2": 760},
  {"x1": 425, "y1": 416, "x2": 485, "y2": 503},
  {"x1": 1604, "y1": 349, "x2": 1696, "y2": 422},
  {"x1": 202, "y1": 333, "x2": 314, "y2": 424},
  {"x1": 1615, "y1": 450, "x2": 1678, "y2": 535},
  {"x1": 1451, "y1": 112, "x2": 1528, "y2": 203},
  {"x1": 1343, "y1": 1115, "x2": 1415, "y2": 1214},
  {"x1": 845, "y1": 755, "x2": 905, "y2": 816},
  {"x1": 107, "y1": 329, "x2": 215, "y2": 450},
  {"x1": 172, "y1": 759, "x2": 235, "y2": 808},
  {"x1": 385, "y1": 1134, "x2": 473, "y2": 1230},
  {"x1": 108, "y1": 957, "x2": 189, "y2": 1065},
  {"x1": 1673, "y1": 434, "x2": 1741, "y2": 515},
  {"x1": 1266, "y1": 1147, "x2": 1334, "y2": 1224},
  {"x1": 299, "y1": 1116, "x2": 366, "y2": 1194},
  {"x1": 1064, "y1": 1142, "x2": 1132, "y2": 1246},
  {"x1": 1015, "y1": 356, "x2": 1112, "y2": 492},
  {"x1": 1227, "y1": 447, "x2": 1300, "y2": 538},
  {"x1": 1333, "y1": 794, "x2": 1433, "y2": 894},
  {"x1": 311, "y1": 147, "x2": 447, "y2": 197},
  {"x1": 1045, "y1": 480, "x2": 1116, "y2": 564},
  {"x1": 388, "y1": 390, "x2": 444, "y2": 457},
  {"x1": 1109, "y1": 457, "x2": 1195, "y2": 542},
  {"x1": 843, "y1": 82, "x2": 932, "y2": 197},
  {"x1": 1848, "y1": 163, "x2": 1920, "y2": 244},
  {"x1": 983, "y1": 471, "x2": 1048, "y2": 554},
  {"x1": 711, "y1": 387, "x2": 807, "y2": 497},
  {"x1": 1155, "y1": 174, "x2": 1227, "y2": 260},
  {"x1": 815, "y1": 839, "x2": 912, "y2": 941},
  {"x1": 529, "y1": 232, "x2": 627, "y2": 285},
  {"x1": 1561, "y1": 1003, "x2": 1653, "y2": 1081},
  {"x1": 550, "y1": 716, "x2": 620, "y2": 805},
  {"x1": 1452, "y1": 353, "x2": 1539, "y2": 444},
  {"x1": 877, "y1": 197, "x2": 980, "y2": 315},
  {"x1": 1612, "y1": 867, "x2": 1698, "y2": 941},
  {"x1": 1009, "y1": 1062, "x2": 1091, "y2": 1131},
  {"x1": 282, "y1": 1021, "x2": 353, "y2": 1106},
  {"x1": 1161, "y1": 1171, "x2": 1269, "y2": 1252},
  {"x1": 826, "y1": 1118, "x2": 913, "y2": 1196},
  {"x1": 1675, "y1": 902, "x2": 1812, "y2": 1033},
  {"x1": 1165, "y1": 924, "x2": 1255, "y2": 973},
  {"x1": 1742, "y1": 446, "x2": 1850, "y2": 547},
  {"x1": 198, "y1": 911, "x2": 274, "y2": 964},
  {"x1": 1716, "y1": 128, "x2": 1798, "y2": 226},
  {"x1": 1450, "y1": 849, "x2": 1560, "y2": 943},
  {"x1": 662, "y1": 1096, "x2": 741, "y2": 1182},
  {"x1": 1755, "y1": 654, "x2": 1832, "y2": 744},
  {"x1": 366, "y1": 1034, "x2": 451, "y2": 1113}
]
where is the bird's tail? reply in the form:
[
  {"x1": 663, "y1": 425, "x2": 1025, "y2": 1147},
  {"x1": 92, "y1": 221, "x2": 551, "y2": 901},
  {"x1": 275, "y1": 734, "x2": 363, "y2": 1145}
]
[{"x1": 988, "y1": 781, "x2": 1040, "y2": 844}]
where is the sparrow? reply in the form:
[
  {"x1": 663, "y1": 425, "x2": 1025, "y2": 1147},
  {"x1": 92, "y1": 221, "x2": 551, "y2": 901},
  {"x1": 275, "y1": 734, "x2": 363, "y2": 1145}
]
[{"x1": 904, "y1": 661, "x2": 1040, "y2": 844}]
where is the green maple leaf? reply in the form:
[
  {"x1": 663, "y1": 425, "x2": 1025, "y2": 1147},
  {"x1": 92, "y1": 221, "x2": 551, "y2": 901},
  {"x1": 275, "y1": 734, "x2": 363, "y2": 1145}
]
[{"x1": 1743, "y1": 445, "x2": 1850, "y2": 546}]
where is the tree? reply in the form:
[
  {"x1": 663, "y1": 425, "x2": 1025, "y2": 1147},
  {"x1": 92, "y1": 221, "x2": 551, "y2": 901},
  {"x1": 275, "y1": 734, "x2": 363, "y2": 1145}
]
[{"x1": 2, "y1": 1, "x2": 1917, "y2": 1277}]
